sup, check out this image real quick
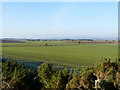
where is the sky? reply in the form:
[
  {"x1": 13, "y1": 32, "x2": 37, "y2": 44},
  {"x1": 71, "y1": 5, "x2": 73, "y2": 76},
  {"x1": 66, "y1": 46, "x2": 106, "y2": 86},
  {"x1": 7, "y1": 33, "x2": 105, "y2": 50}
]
[{"x1": 2, "y1": 2, "x2": 118, "y2": 39}]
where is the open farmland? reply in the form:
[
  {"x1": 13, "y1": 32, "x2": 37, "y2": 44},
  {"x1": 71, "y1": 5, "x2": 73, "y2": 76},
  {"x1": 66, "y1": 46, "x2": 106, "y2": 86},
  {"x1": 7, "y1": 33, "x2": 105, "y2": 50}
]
[{"x1": 2, "y1": 40, "x2": 118, "y2": 67}]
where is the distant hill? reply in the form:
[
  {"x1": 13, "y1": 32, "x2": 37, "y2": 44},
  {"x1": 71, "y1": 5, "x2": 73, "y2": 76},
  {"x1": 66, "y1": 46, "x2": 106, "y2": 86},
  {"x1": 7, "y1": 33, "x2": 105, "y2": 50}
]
[{"x1": 0, "y1": 39, "x2": 25, "y2": 43}]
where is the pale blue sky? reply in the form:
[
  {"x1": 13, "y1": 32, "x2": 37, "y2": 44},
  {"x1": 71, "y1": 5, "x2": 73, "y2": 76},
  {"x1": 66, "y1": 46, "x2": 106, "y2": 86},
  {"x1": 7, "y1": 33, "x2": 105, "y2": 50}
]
[{"x1": 2, "y1": 2, "x2": 118, "y2": 39}]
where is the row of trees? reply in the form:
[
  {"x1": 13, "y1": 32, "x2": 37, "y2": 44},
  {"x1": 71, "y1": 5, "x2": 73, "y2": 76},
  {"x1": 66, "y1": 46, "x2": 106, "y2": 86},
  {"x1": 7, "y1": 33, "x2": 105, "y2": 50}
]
[{"x1": 1, "y1": 58, "x2": 120, "y2": 90}]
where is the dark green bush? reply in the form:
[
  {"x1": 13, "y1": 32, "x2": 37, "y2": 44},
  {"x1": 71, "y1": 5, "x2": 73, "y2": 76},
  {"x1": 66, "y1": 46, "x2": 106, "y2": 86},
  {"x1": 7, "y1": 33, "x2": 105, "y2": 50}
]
[
  {"x1": 37, "y1": 63, "x2": 71, "y2": 88},
  {"x1": 2, "y1": 59, "x2": 43, "y2": 90}
]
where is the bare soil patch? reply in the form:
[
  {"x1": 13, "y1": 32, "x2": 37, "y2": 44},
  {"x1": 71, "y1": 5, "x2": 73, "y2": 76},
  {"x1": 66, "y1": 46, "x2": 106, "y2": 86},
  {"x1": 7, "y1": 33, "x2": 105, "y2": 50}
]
[{"x1": 0, "y1": 39, "x2": 25, "y2": 43}]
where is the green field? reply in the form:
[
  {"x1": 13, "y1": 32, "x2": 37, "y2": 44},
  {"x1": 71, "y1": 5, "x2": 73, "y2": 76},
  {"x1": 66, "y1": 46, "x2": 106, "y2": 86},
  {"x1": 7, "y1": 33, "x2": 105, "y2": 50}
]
[{"x1": 2, "y1": 41, "x2": 118, "y2": 67}]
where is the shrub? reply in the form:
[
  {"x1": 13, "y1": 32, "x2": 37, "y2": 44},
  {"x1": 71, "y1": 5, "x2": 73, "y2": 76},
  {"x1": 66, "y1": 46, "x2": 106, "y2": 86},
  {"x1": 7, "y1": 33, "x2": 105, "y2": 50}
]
[{"x1": 37, "y1": 63, "x2": 71, "y2": 88}]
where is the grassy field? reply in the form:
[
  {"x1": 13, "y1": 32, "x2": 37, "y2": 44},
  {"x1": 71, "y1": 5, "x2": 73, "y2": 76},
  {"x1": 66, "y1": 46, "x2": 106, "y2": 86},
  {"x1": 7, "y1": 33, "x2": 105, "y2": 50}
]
[{"x1": 2, "y1": 41, "x2": 118, "y2": 67}]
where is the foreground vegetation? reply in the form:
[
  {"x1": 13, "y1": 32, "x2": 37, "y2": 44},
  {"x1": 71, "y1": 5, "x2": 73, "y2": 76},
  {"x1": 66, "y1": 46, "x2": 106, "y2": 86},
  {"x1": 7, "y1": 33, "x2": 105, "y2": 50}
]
[{"x1": 2, "y1": 58, "x2": 120, "y2": 90}]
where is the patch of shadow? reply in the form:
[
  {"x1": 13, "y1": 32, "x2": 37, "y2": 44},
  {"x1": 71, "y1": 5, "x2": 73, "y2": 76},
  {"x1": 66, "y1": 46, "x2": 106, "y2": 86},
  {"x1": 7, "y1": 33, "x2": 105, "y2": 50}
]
[{"x1": 2, "y1": 58, "x2": 44, "y2": 70}]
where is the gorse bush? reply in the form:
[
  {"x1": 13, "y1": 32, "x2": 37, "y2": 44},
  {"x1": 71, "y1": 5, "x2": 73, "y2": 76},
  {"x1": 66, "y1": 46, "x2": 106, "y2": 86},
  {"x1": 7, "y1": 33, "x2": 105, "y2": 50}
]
[
  {"x1": 2, "y1": 59, "x2": 43, "y2": 90},
  {"x1": 66, "y1": 59, "x2": 120, "y2": 89},
  {"x1": 2, "y1": 59, "x2": 26, "y2": 89},
  {"x1": 1, "y1": 58, "x2": 120, "y2": 90},
  {"x1": 37, "y1": 63, "x2": 72, "y2": 88}
]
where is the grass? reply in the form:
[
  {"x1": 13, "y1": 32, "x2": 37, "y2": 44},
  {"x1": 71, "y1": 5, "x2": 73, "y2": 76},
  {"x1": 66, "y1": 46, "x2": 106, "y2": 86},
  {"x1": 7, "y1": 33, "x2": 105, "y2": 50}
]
[
  {"x1": 2, "y1": 41, "x2": 77, "y2": 47},
  {"x1": 2, "y1": 41, "x2": 118, "y2": 67}
]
